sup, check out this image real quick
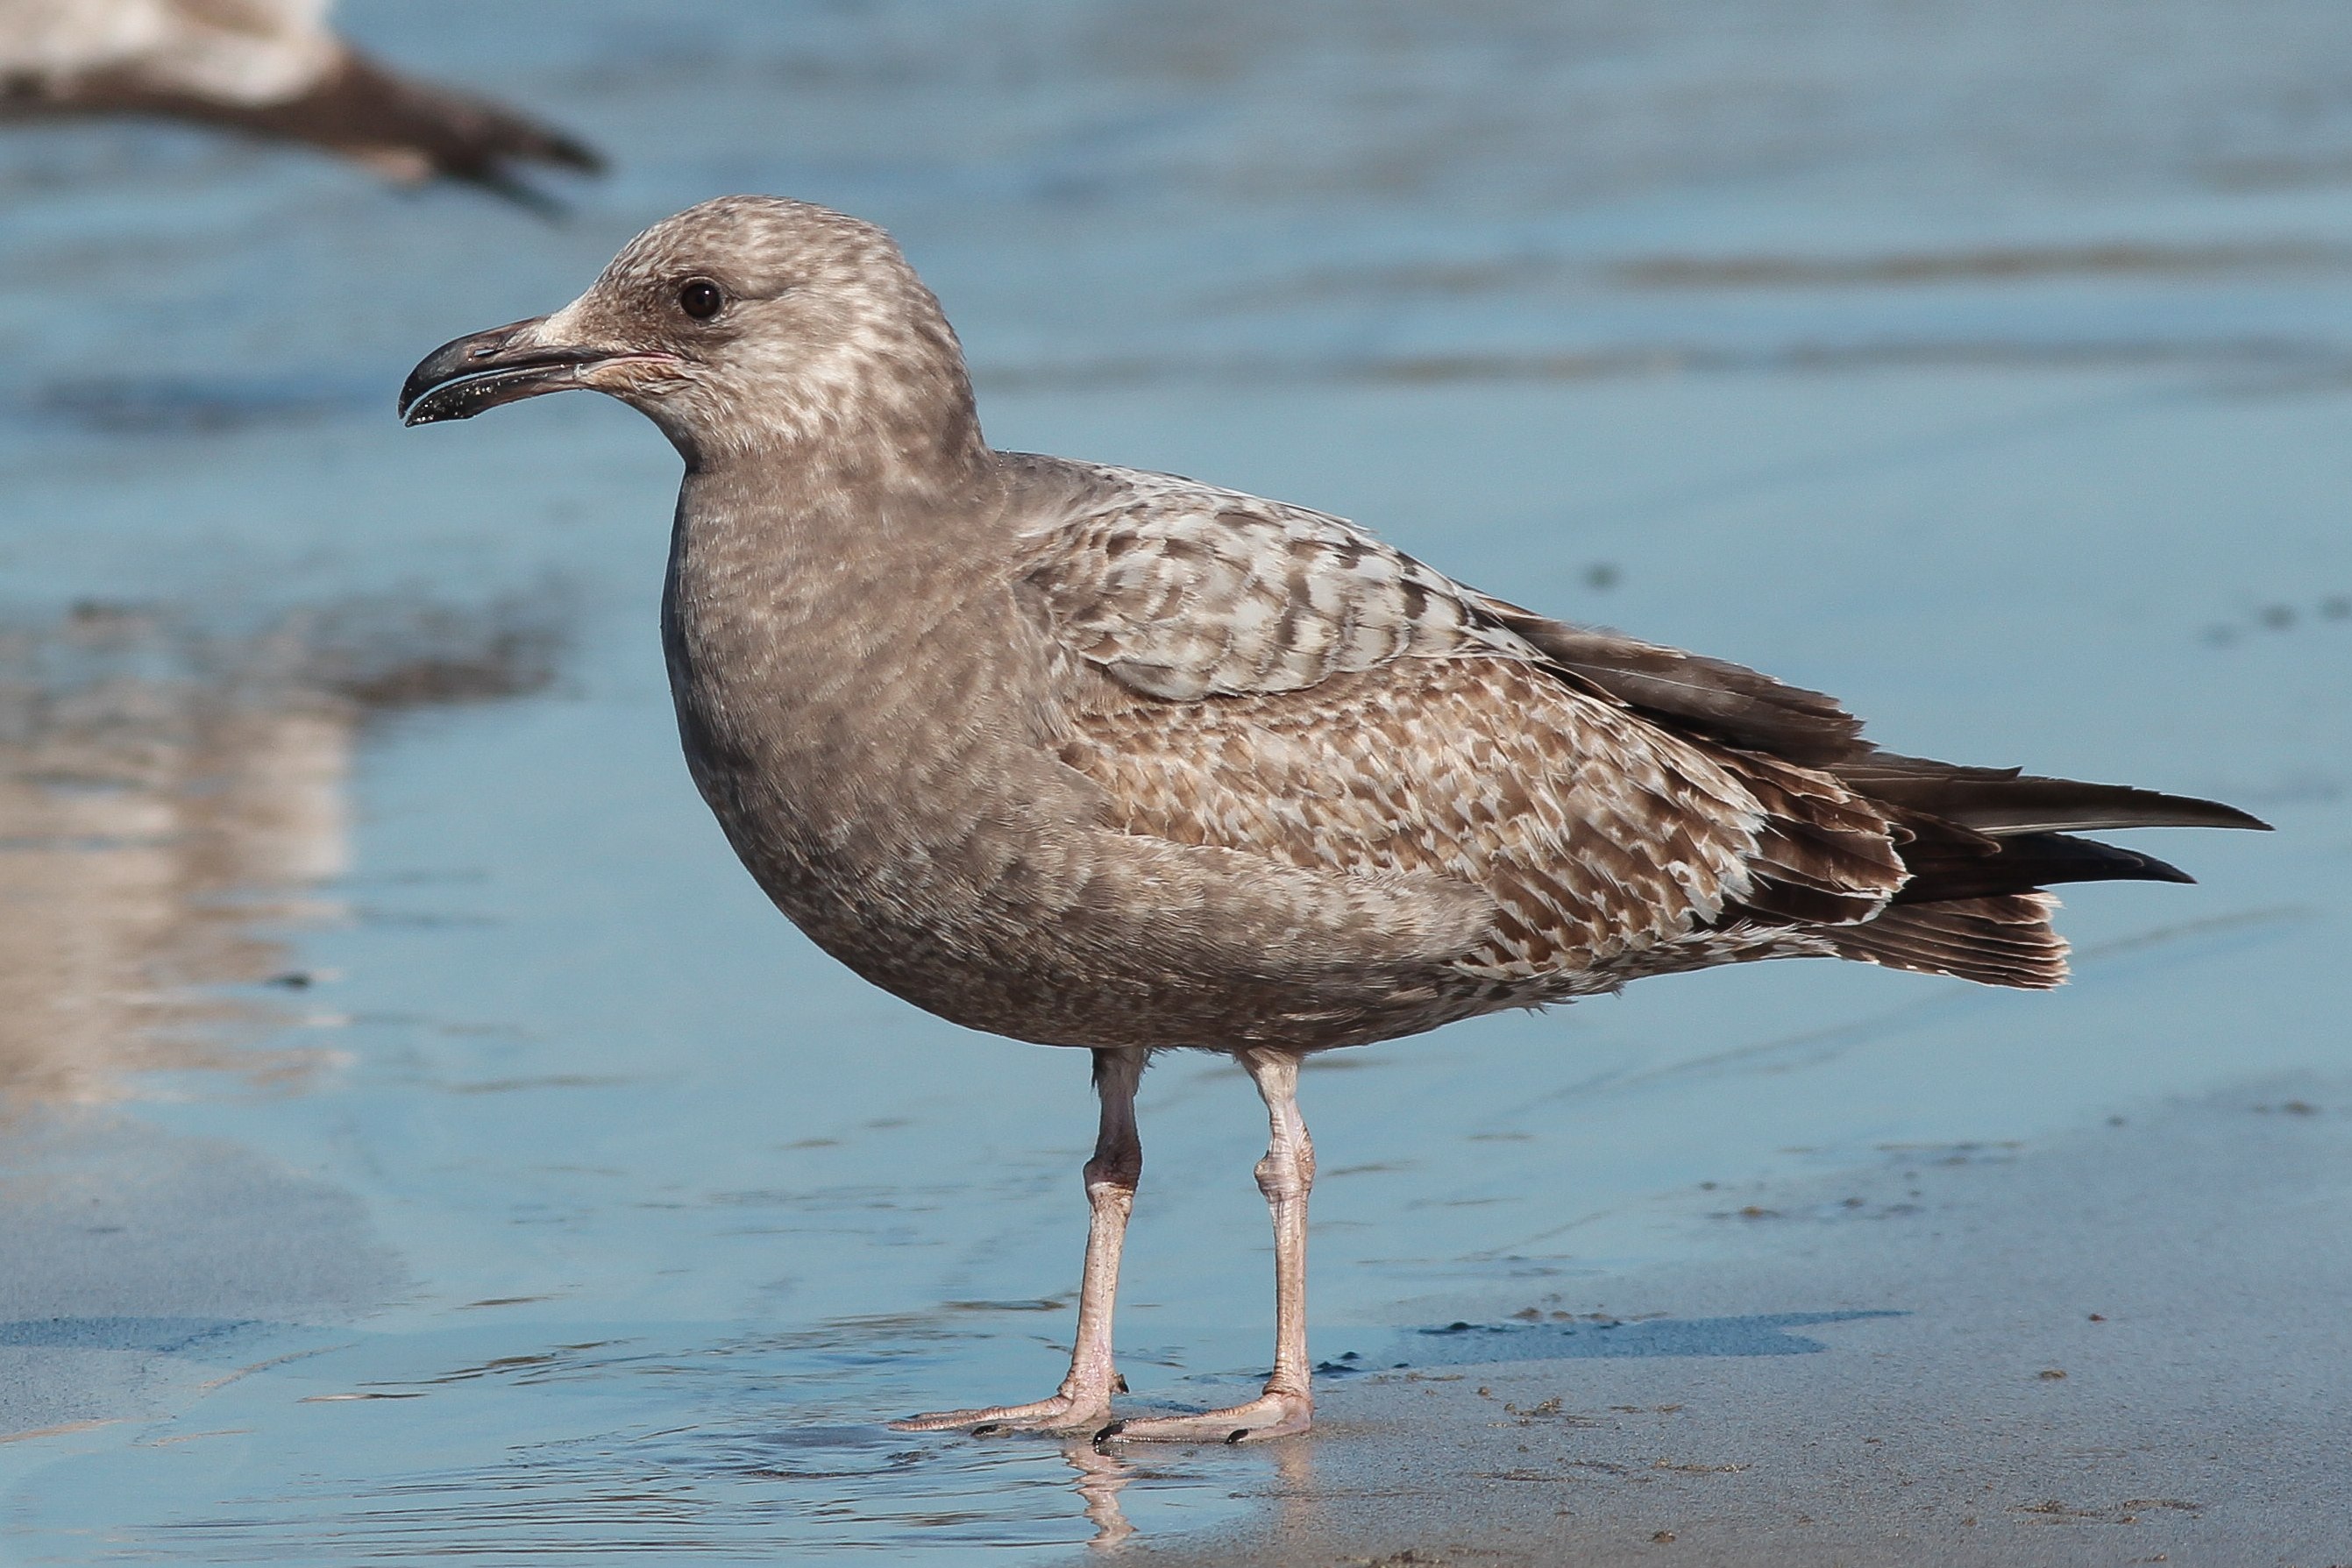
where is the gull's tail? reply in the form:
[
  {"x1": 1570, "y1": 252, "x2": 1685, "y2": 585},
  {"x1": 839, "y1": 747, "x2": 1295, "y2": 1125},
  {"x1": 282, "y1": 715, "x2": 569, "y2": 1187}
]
[{"x1": 1823, "y1": 754, "x2": 2269, "y2": 990}]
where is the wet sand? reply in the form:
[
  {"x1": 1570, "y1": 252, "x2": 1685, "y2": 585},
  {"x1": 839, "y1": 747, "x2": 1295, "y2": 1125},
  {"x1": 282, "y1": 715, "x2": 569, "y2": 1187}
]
[{"x1": 1111, "y1": 1081, "x2": 2352, "y2": 1566}]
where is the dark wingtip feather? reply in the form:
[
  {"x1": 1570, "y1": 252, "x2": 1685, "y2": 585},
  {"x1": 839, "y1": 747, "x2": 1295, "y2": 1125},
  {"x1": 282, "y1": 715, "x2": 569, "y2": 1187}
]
[
  {"x1": 1472, "y1": 601, "x2": 1868, "y2": 765},
  {"x1": 1837, "y1": 753, "x2": 2270, "y2": 836},
  {"x1": 1892, "y1": 831, "x2": 2199, "y2": 904},
  {"x1": 2121, "y1": 849, "x2": 2198, "y2": 885}
]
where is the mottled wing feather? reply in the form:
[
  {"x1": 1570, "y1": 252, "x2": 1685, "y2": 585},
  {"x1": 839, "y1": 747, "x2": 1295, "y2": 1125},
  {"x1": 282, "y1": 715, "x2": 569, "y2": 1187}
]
[
  {"x1": 1059, "y1": 659, "x2": 1895, "y2": 985},
  {"x1": 1728, "y1": 750, "x2": 1911, "y2": 926},
  {"x1": 1018, "y1": 465, "x2": 1541, "y2": 701},
  {"x1": 1023, "y1": 462, "x2": 1912, "y2": 990}
]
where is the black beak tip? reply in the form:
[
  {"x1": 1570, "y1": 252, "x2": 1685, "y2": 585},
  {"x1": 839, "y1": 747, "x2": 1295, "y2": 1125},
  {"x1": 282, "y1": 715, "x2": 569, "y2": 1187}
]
[
  {"x1": 398, "y1": 344, "x2": 479, "y2": 427},
  {"x1": 396, "y1": 382, "x2": 480, "y2": 427},
  {"x1": 397, "y1": 386, "x2": 461, "y2": 426},
  {"x1": 397, "y1": 318, "x2": 566, "y2": 429}
]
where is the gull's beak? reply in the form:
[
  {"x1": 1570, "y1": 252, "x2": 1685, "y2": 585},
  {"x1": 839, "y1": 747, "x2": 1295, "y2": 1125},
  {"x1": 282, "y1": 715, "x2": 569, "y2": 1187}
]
[{"x1": 399, "y1": 316, "x2": 636, "y2": 425}]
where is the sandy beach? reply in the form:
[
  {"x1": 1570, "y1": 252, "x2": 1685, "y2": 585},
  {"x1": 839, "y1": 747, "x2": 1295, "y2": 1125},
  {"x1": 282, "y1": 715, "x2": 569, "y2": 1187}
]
[{"x1": 1112, "y1": 1079, "x2": 2352, "y2": 1565}]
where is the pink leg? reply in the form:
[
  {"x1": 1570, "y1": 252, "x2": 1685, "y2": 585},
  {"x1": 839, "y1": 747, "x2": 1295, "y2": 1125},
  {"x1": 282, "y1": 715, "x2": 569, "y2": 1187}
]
[
  {"x1": 893, "y1": 1048, "x2": 1146, "y2": 1435},
  {"x1": 1104, "y1": 1047, "x2": 1315, "y2": 1444}
]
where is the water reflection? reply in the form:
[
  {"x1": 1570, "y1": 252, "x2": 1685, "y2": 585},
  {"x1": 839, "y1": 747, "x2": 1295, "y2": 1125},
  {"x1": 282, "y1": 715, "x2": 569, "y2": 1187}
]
[
  {"x1": 103, "y1": 1312, "x2": 1276, "y2": 1559},
  {"x1": 1265, "y1": 1439, "x2": 1319, "y2": 1547},
  {"x1": 1061, "y1": 1439, "x2": 1135, "y2": 1549},
  {"x1": 134, "y1": 1410, "x2": 1240, "y2": 1559},
  {"x1": 0, "y1": 594, "x2": 562, "y2": 1110}
]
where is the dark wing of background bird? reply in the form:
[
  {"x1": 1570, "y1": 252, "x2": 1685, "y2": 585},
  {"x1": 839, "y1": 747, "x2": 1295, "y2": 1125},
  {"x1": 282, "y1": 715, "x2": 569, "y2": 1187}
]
[
  {"x1": 1016, "y1": 460, "x2": 2266, "y2": 995},
  {"x1": 0, "y1": 0, "x2": 600, "y2": 205}
]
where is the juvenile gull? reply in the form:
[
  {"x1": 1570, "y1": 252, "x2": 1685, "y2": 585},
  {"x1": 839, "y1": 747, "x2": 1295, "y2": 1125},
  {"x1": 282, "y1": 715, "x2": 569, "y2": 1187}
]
[
  {"x1": 0, "y1": 0, "x2": 600, "y2": 202},
  {"x1": 399, "y1": 195, "x2": 2267, "y2": 1444}
]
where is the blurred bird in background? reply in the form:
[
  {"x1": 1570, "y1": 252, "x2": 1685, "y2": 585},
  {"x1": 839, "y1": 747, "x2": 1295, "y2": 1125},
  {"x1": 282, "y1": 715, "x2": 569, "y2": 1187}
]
[{"x1": 0, "y1": 0, "x2": 601, "y2": 202}]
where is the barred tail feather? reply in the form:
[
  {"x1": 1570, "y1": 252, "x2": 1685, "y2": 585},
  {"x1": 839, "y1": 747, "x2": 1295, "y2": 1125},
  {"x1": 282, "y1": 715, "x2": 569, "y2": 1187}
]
[{"x1": 1827, "y1": 893, "x2": 2070, "y2": 990}]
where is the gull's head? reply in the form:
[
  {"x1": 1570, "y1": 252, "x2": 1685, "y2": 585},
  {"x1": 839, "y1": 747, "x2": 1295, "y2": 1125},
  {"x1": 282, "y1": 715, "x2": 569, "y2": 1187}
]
[{"x1": 399, "y1": 195, "x2": 977, "y2": 468}]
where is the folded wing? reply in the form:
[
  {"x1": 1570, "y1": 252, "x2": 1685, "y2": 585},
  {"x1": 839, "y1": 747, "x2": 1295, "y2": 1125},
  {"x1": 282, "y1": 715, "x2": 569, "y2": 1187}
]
[{"x1": 1016, "y1": 460, "x2": 2263, "y2": 995}]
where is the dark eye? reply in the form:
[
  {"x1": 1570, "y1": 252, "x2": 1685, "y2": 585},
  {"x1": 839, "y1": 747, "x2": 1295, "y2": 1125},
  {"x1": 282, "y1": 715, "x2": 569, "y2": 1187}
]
[{"x1": 678, "y1": 278, "x2": 724, "y2": 319}]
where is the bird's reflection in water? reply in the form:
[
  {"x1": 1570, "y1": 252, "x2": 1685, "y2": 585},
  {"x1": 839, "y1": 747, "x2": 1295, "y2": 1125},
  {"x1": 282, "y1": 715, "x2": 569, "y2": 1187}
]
[
  {"x1": 1265, "y1": 1434, "x2": 1320, "y2": 1548},
  {"x1": 1057, "y1": 1423, "x2": 1318, "y2": 1548},
  {"x1": 1062, "y1": 1437, "x2": 1136, "y2": 1548},
  {"x1": 0, "y1": 593, "x2": 562, "y2": 1109}
]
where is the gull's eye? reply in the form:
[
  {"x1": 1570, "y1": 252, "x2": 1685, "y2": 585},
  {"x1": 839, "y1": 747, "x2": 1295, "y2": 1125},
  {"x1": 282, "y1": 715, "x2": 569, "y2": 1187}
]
[{"x1": 678, "y1": 278, "x2": 724, "y2": 319}]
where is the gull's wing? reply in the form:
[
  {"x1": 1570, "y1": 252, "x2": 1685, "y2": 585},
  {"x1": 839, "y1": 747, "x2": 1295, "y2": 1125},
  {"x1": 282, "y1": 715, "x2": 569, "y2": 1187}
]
[
  {"x1": 1055, "y1": 656, "x2": 1906, "y2": 983},
  {"x1": 1013, "y1": 459, "x2": 1910, "y2": 984},
  {"x1": 1015, "y1": 462, "x2": 1545, "y2": 701},
  {"x1": 1013, "y1": 458, "x2": 1870, "y2": 756}
]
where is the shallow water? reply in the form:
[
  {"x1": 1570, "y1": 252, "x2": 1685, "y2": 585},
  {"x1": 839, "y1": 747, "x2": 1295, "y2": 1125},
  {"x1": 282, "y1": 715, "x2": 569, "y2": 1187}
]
[{"x1": 0, "y1": 1, "x2": 2348, "y2": 1561}]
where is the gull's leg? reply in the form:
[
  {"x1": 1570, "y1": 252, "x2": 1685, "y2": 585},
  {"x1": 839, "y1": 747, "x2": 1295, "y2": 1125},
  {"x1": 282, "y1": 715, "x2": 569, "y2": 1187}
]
[
  {"x1": 1105, "y1": 1047, "x2": 1314, "y2": 1444},
  {"x1": 893, "y1": 1047, "x2": 1146, "y2": 1435}
]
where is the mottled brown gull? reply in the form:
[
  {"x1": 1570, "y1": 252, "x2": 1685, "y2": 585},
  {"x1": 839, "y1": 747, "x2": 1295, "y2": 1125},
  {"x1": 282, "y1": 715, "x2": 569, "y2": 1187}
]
[
  {"x1": 0, "y1": 0, "x2": 600, "y2": 201},
  {"x1": 398, "y1": 195, "x2": 2266, "y2": 1444}
]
